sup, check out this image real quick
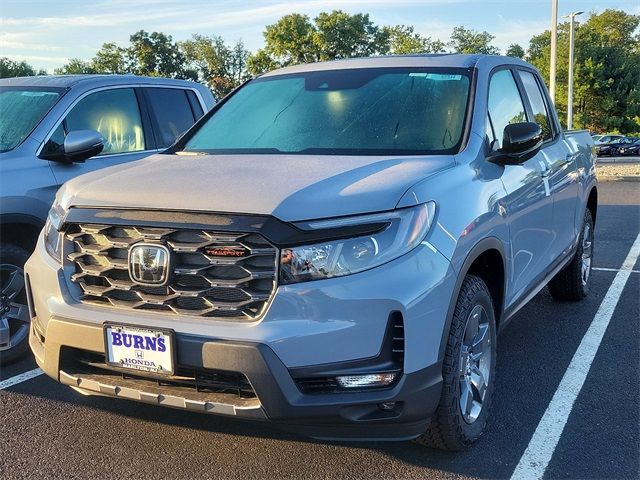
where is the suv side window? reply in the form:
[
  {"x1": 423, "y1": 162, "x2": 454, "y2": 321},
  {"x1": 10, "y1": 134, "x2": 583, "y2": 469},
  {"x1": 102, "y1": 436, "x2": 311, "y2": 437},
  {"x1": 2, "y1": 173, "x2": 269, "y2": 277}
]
[
  {"x1": 43, "y1": 88, "x2": 145, "y2": 156},
  {"x1": 186, "y1": 90, "x2": 204, "y2": 119},
  {"x1": 145, "y1": 88, "x2": 197, "y2": 148},
  {"x1": 488, "y1": 69, "x2": 527, "y2": 149},
  {"x1": 518, "y1": 70, "x2": 553, "y2": 141}
]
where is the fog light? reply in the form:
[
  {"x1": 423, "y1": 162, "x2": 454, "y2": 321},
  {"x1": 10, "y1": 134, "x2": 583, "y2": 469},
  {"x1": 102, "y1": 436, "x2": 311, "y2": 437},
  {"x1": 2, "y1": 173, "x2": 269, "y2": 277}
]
[
  {"x1": 378, "y1": 402, "x2": 397, "y2": 411},
  {"x1": 335, "y1": 372, "x2": 397, "y2": 389}
]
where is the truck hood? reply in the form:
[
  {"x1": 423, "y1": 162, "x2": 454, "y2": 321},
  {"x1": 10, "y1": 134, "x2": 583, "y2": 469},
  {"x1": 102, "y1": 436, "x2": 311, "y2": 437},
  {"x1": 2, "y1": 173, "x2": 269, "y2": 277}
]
[{"x1": 60, "y1": 153, "x2": 454, "y2": 221}]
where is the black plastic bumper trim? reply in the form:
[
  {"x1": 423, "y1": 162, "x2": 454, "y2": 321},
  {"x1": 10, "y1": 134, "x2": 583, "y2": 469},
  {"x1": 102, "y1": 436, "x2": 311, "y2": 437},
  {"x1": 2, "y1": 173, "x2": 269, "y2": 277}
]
[{"x1": 171, "y1": 333, "x2": 442, "y2": 440}]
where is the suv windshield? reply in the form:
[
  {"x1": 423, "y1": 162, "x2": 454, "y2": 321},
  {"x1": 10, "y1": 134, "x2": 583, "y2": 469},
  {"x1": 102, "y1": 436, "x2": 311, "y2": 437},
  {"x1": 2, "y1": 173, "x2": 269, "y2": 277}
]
[
  {"x1": 183, "y1": 68, "x2": 471, "y2": 155},
  {"x1": 0, "y1": 87, "x2": 63, "y2": 152}
]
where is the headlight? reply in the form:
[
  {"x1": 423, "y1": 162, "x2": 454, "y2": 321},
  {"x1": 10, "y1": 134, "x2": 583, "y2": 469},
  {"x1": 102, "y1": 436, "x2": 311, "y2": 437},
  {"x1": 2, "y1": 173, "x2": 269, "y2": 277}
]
[
  {"x1": 280, "y1": 203, "x2": 435, "y2": 284},
  {"x1": 43, "y1": 201, "x2": 65, "y2": 263}
]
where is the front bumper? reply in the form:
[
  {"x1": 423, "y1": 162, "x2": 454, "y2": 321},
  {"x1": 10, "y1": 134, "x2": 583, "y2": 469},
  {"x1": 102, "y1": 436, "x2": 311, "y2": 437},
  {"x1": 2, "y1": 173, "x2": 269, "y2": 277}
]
[
  {"x1": 26, "y1": 231, "x2": 455, "y2": 440},
  {"x1": 30, "y1": 318, "x2": 442, "y2": 440}
]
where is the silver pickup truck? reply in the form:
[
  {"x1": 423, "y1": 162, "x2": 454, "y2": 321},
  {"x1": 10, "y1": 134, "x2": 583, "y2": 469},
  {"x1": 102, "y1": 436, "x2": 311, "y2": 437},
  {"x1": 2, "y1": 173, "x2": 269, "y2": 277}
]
[{"x1": 25, "y1": 55, "x2": 596, "y2": 450}]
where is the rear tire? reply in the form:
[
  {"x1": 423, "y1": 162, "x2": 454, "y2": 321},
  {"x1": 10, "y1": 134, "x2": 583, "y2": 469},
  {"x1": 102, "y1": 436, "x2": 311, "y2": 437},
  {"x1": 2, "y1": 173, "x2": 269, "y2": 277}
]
[
  {"x1": 548, "y1": 209, "x2": 594, "y2": 301},
  {"x1": 0, "y1": 243, "x2": 31, "y2": 365},
  {"x1": 415, "y1": 275, "x2": 497, "y2": 451}
]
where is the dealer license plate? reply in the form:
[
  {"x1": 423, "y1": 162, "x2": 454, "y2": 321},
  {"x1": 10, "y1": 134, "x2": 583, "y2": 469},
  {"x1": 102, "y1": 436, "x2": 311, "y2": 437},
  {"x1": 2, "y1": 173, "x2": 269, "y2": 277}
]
[{"x1": 105, "y1": 325, "x2": 174, "y2": 375}]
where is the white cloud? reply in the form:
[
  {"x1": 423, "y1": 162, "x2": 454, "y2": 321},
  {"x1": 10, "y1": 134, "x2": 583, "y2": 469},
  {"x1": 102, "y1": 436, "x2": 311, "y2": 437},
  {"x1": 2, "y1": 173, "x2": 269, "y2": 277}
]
[
  {"x1": 492, "y1": 16, "x2": 549, "y2": 51},
  {"x1": 412, "y1": 19, "x2": 457, "y2": 44},
  {"x1": 1, "y1": 9, "x2": 184, "y2": 28},
  {"x1": 1, "y1": 53, "x2": 71, "y2": 64},
  {"x1": 0, "y1": 32, "x2": 63, "y2": 52}
]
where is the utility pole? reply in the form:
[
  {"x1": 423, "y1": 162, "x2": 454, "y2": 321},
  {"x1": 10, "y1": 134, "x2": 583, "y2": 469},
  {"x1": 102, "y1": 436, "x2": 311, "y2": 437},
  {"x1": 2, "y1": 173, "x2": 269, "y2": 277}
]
[
  {"x1": 550, "y1": 0, "x2": 558, "y2": 104},
  {"x1": 564, "y1": 11, "x2": 583, "y2": 130}
]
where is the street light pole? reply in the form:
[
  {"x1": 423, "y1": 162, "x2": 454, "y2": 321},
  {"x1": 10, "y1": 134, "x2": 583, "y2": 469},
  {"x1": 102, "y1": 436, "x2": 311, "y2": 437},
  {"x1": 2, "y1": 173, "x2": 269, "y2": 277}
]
[
  {"x1": 565, "y1": 11, "x2": 583, "y2": 130},
  {"x1": 550, "y1": 0, "x2": 558, "y2": 104}
]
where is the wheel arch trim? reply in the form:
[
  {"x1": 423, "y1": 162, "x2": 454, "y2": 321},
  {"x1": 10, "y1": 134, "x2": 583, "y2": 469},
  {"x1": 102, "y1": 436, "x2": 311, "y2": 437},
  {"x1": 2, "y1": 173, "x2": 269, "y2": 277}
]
[{"x1": 437, "y1": 237, "x2": 506, "y2": 362}]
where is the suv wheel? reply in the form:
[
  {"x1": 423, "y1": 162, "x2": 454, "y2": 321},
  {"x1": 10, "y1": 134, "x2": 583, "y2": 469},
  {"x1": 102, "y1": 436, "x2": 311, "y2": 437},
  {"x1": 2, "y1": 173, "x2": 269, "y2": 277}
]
[
  {"x1": 548, "y1": 209, "x2": 594, "y2": 301},
  {"x1": 0, "y1": 244, "x2": 31, "y2": 364},
  {"x1": 415, "y1": 275, "x2": 497, "y2": 451}
]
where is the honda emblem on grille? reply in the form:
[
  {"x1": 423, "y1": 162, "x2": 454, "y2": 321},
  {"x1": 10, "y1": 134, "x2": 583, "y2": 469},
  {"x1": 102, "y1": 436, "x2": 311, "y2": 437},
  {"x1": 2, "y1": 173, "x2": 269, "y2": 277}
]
[{"x1": 129, "y1": 243, "x2": 171, "y2": 286}]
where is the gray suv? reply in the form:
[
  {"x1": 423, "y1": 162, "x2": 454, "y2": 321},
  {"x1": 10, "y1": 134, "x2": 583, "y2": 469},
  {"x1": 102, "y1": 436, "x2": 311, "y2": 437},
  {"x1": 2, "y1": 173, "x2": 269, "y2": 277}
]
[
  {"x1": 0, "y1": 75, "x2": 214, "y2": 362},
  {"x1": 25, "y1": 55, "x2": 596, "y2": 450}
]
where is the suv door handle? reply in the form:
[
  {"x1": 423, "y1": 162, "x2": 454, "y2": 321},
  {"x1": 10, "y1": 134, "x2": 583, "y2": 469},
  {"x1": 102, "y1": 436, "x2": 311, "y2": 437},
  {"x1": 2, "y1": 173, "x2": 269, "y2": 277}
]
[
  {"x1": 538, "y1": 160, "x2": 550, "y2": 177},
  {"x1": 559, "y1": 153, "x2": 575, "y2": 167}
]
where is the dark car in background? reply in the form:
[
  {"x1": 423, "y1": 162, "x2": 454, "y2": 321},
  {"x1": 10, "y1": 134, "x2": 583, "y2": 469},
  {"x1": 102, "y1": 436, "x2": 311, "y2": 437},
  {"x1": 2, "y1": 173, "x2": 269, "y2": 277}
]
[
  {"x1": 593, "y1": 134, "x2": 624, "y2": 145},
  {"x1": 0, "y1": 75, "x2": 215, "y2": 363},
  {"x1": 595, "y1": 136, "x2": 638, "y2": 156},
  {"x1": 618, "y1": 138, "x2": 640, "y2": 156}
]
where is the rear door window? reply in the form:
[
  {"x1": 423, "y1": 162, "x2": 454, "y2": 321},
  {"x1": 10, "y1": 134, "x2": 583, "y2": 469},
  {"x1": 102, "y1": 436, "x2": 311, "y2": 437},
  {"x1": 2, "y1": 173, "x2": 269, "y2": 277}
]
[
  {"x1": 186, "y1": 90, "x2": 204, "y2": 118},
  {"x1": 145, "y1": 88, "x2": 197, "y2": 148}
]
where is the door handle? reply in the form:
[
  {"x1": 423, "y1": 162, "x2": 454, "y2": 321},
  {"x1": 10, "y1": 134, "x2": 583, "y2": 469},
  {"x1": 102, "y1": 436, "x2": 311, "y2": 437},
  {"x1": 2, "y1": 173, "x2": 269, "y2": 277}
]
[
  {"x1": 538, "y1": 160, "x2": 550, "y2": 177},
  {"x1": 560, "y1": 153, "x2": 574, "y2": 167}
]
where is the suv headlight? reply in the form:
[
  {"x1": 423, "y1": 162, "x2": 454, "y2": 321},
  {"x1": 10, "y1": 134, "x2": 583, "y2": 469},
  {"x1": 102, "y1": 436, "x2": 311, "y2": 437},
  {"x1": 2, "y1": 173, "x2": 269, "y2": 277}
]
[
  {"x1": 43, "y1": 201, "x2": 65, "y2": 263},
  {"x1": 280, "y1": 203, "x2": 435, "y2": 284}
]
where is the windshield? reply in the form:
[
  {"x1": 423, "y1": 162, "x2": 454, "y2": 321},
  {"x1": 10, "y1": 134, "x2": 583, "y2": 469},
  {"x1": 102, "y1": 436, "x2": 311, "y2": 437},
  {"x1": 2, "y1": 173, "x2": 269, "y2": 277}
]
[
  {"x1": 183, "y1": 68, "x2": 471, "y2": 155},
  {"x1": 0, "y1": 87, "x2": 63, "y2": 152}
]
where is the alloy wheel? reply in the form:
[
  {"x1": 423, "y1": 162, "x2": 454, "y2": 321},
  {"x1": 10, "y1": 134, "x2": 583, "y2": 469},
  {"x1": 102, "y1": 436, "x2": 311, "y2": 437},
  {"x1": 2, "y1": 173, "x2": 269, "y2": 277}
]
[
  {"x1": 581, "y1": 222, "x2": 593, "y2": 287},
  {"x1": 0, "y1": 264, "x2": 29, "y2": 352},
  {"x1": 459, "y1": 304, "x2": 492, "y2": 424}
]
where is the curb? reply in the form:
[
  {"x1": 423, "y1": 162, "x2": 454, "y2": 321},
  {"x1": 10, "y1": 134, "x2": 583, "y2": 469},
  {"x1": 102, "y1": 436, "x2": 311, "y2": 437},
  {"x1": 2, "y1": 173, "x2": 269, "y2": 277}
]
[
  {"x1": 596, "y1": 157, "x2": 640, "y2": 164},
  {"x1": 597, "y1": 175, "x2": 640, "y2": 183}
]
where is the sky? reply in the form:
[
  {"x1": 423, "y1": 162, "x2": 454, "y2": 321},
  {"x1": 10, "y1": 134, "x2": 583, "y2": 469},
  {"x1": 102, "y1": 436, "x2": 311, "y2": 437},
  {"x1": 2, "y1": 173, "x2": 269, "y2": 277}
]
[{"x1": 1, "y1": 0, "x2": 637, "y2": 72}]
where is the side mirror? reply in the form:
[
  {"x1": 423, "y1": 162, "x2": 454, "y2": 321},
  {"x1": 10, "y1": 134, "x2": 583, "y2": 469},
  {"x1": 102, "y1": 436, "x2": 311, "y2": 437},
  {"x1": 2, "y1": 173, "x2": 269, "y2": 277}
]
[
  {"x1": 491, "y1": 122, "x2": 543, "y2": 165},
  {"x1": 41, "y1": 130, "x2": 104, "y2": 163},
  {"x1": 62, "y1": 130, "x2": 104, "y2": 163}
]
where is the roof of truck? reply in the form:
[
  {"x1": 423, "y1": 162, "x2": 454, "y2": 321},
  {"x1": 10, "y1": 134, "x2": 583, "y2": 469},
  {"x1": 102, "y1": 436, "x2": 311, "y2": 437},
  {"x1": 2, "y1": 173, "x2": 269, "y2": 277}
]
[
  {"x1": 0, "y1": 74, "x2": 208, "y2": 91},
  {"x1": 262, "y1": 53, "x2": 532, "y2": 77}
]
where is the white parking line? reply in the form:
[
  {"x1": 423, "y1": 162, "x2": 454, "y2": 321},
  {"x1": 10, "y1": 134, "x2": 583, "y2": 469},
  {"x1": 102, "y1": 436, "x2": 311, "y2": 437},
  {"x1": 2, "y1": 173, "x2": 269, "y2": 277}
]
[
  {"x1": 0, "y1": 368, "x2": 43, "y2": 390},
  {"x1": 511, "y1": 231, "x2": 640, "y2": 480},
  {"x1": 593, "y1": 266, "x2": 640, "y2": 274}
]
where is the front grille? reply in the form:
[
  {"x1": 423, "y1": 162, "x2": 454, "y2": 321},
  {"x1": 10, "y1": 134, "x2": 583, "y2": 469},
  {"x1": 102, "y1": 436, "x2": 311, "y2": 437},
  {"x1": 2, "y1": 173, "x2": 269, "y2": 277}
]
[{"x1": 66, "y1": 224, "x2": 278, "y2": 319}]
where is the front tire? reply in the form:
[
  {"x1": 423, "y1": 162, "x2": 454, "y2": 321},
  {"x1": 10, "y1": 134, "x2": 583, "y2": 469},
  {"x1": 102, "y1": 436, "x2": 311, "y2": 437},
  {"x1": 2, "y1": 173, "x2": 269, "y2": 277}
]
[
  {"x1": 415, "y1": 275, "x2": 497, "y2": 451},
  {"x1": 548, "y1": 209, "x2": 594, "y2": 301},
  {"x1": 0, "y1": 244, "x2": 31, "y2": 365}
]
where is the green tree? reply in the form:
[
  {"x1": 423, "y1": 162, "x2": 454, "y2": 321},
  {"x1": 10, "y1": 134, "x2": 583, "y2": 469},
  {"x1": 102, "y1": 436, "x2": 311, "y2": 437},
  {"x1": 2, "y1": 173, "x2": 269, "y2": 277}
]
[
  {"x1": 57, "y1": 31, "x2": 198, "y2": 80},
  {"x1": 182, "y1": 34, "x2": 250, "y2": 98},
  {"x1": 252, "y1": 10, "x2": 449, "y2": 73},
  {"x1": 314, "y1": 10, "x2": 383, "y2": 60},
  {"x1": 92, "y1": 43, "x2": 128, "y2": 73},
  {"x1": 0, "y1": 58, "x2": 45, "y2": 77},
  {"x1": 246, "y1": 49, "x2": 280, "y2": 75},
  {"x1": 262, "y1": 13, "x2": 320, "y2": 65},
  {"x1": 128, "y1": 30, "x2": 192, "y2": 78},
  {"x1": 381, "y1": 25, "x2": 446, "y2": 54},
  {"x1": 527, "y1": 32, "x2": 550, "y2": 63},
  {"x1": 528, "y1": 9, "x2": 640, "y2": 133},
  {"x1": 448, "y1": 26, "x2": 500, "y2": 54},
  {"x1": 54, "y1": 58, "x2": 96, "y2": 75},
  {"x1": 506, "y1": 43, "x2": 525, "y2": 59}
]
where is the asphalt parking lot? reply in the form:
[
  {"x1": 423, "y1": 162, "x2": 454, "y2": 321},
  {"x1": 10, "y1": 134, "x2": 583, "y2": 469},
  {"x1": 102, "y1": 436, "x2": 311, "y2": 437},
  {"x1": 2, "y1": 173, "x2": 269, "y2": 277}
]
[{"x1": 1, "y1": 181, "x2": 638, "y2": 480}]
